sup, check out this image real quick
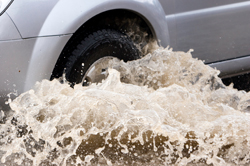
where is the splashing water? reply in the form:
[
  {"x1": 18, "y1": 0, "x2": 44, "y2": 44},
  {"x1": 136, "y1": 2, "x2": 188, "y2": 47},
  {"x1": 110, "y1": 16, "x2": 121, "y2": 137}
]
[{"x1": 0, "y1": 47, "x2": 250, "y2": 166}]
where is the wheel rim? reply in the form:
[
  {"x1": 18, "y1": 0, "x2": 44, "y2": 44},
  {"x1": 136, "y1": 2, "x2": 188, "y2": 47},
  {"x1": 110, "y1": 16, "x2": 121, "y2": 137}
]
[{"x1": 82, "y1": 56, "x2": 118, "y2": 85}]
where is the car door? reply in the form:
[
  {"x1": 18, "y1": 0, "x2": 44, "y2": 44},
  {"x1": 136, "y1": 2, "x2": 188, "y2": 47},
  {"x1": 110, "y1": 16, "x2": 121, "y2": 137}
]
[{"x1": 160, "y1": 0, "x2": 250, "y2": 64}]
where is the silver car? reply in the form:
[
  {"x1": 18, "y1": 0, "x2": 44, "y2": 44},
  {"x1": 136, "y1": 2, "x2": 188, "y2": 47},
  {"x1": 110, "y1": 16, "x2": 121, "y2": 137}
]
[{"x1": 1, "y1": 0, "x2": 250, "y2": 109}]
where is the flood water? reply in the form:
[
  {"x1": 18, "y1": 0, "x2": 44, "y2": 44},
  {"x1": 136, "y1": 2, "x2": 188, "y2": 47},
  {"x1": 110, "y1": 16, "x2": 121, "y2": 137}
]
[{"x1": 0, "y1": 47, "x2": 249, "y2": 165}]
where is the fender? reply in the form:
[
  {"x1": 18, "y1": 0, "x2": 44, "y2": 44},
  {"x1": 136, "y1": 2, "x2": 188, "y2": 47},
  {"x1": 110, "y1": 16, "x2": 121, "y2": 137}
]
[
  {"x1": 40, "y1": 0, "x2": 170, "y2": 46},
  {"x1": 8, "y1": 0, "x2": 169, "y2": 46},
  {"x1": 7, "y1": 0, "x2": 170, "y2": 92}
]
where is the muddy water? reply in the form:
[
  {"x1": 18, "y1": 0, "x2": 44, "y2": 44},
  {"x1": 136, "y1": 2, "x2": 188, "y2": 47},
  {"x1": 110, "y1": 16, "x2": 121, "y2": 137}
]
[{"x1": 0, "y1": 47, "x2": 250, "y2": 166}]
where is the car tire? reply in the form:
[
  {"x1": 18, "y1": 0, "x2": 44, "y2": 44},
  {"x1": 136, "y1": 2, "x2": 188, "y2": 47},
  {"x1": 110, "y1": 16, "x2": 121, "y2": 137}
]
[{"x1": 64, "y1": 29, "x2": 140, "y2": 86}]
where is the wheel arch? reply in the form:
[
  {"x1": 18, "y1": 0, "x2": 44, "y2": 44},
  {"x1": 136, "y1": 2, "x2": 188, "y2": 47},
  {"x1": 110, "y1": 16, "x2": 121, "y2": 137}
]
[
  {"x1": 37, "y1": 0, "x2": 169, "y2": 42},
  {"x1": 50, "y1": 9, "x2": 153, "y2": 79},
  {"x1": 50, "y1": 5, "x2": 169, "y2": 79},
  {"x1": 24, "y1": 0, "x2": 170, "y2": 90}
]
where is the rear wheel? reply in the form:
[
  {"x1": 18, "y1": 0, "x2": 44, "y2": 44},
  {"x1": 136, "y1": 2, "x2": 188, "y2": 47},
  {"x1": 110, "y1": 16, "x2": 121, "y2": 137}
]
[{"x1": 64, "y1": 29, "x2": 140, "y2": 86}]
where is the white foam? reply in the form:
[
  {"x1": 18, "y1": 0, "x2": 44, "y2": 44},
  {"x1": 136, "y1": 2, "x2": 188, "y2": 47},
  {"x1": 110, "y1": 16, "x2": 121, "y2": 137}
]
[{"x1": 0, "y1": 47, "x2": 249, "y2": 165}]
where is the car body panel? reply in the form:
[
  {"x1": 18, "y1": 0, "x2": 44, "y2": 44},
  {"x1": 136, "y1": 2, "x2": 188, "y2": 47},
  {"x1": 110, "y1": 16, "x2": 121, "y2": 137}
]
[
  {"x1": 6, "y1": 0, "x2": 59, "y2": 38},
  {"x1": 0, "y1": 13, "x2": 21, "y2": 40},
  {"x1": 23, "y1": 35, "x2": 72, "y2": 92},
  {"x1": 210, "y1": 56, "x2": 250, "y2": 78},
  {"x1": 169, "y1": 1, "x2": 250, "y2": 63},
  {"x1": 0, "y1": 39, "x2": 34, "y2": 95},
  {"x1": 7, "y1": 0, "x2": 170, "y2": 47},
  {"x1": 0, "y1": 39, "x2": 35, "y2": 110},
  {"x1": 0, "y1": 35, "x2": 71, "y2": 110}
]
